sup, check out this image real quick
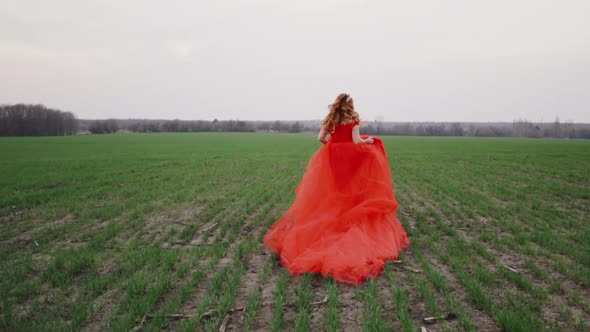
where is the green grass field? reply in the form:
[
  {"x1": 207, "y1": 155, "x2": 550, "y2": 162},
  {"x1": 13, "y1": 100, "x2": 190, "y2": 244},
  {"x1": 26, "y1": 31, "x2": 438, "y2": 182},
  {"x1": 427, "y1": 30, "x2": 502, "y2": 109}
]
[{"x1": 1, "y1": 133, "x2": 589, "y2": 331}]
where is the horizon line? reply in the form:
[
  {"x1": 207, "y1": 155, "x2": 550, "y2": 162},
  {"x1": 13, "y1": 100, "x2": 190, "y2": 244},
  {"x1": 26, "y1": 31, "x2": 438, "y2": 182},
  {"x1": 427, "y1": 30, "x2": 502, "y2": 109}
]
[{"x1": 78, "y1": 118, "x2": 590, "y2": 124}]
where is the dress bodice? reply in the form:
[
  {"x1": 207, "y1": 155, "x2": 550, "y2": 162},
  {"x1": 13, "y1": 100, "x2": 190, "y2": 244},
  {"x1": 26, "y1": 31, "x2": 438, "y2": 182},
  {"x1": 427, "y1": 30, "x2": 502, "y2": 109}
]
[{"x1": 328, "y1": 121, "x2": 360, "y2": 143}]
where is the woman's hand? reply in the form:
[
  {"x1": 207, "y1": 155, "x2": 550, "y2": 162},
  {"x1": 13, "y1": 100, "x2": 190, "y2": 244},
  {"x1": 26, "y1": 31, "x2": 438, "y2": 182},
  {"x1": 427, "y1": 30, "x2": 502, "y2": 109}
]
[
  {"x1": 364, "y1": 136, "x2": 374, "y2": 144},
  {"x1": 318, "y1": 128, "x2": 328, "y2": 144}
]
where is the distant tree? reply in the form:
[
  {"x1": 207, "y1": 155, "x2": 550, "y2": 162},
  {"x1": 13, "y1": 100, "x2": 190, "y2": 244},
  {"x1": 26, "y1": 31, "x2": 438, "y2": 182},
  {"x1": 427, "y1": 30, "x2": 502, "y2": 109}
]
[
  {"x1": 449, "y1": 122, "x2": 464, "y2": 136},
  {"x1": 513, "y1": 119, "x2": 546, "y2": 138},
  {"x1": 0, "y1": 104, "x2": 78, "y2": 136},
  {"x1": 575, "y1": 128, "x2": 590, "y2": 139},
  {"x1": 561, "y1": 120, "x2": 575, "y2": 138},
  {"x1": 258, "y1": 122, "x2": 271, "y2": 132},
  {"x1": 553, "y1": 117, "x2": 561, "y2": 138},
  {"x1": 374, "y1": 116, "x2": 384, "y2": 135},
  {"x1": 474, "y1": 126, "x2": 496, "y2": 137},
  {"x1": 288, "y1": 121, "x2": 303, "y2": 133},
  {"x1": 272, "y1": 120, "x2": 283, "y2": 132},
  {"x1": 423, "y1": 124, "x2": 446, "y2": 136},
  {"x1": 106, "y1": 119, "x2": 118, "y2": 133},
  {"x1": 163, "y1": 119, "x2": 181, "y2": 132},
  {"x1": 88, "y1": 119, "x2": 119, "y2": 134},
  {"x1": 391, "y1": 123, "x2": 416, "y2": 136},
  {"x1": 88, "y1": 121, "x2": 103, "y2": 134}
]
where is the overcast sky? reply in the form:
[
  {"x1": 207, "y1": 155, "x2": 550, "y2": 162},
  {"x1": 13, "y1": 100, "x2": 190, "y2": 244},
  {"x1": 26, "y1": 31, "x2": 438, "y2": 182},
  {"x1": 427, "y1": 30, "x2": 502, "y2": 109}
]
[{"x1": 1, "y1": 0, "x2": 589, "y2": 122}]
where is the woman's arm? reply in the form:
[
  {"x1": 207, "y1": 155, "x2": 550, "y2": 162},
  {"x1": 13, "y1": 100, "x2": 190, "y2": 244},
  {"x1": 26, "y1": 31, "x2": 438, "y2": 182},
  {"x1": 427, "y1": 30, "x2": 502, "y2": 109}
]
[
  {"x1": 352, "y1": 125, "x2": 374, "y2": 144},
  {"x1": 318, "y1": 128, "x2": 328, "y2": 144}
]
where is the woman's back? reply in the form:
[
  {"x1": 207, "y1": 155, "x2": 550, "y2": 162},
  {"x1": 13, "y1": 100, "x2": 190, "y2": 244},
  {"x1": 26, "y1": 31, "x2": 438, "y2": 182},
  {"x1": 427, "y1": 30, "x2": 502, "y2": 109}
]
[{"x1": 328, "y1": 121, "x2": 359, "y2": 143}]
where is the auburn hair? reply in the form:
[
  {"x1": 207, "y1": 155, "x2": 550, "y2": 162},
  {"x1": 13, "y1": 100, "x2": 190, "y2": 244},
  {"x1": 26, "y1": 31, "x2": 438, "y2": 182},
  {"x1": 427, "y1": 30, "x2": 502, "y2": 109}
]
[{"x1": 321, "y1": 93, "x2": 360, "y2": 133}]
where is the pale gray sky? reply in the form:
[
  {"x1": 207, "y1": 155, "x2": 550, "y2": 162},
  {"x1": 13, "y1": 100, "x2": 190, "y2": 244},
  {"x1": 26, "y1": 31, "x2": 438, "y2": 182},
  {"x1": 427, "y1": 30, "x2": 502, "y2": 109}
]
[{"x1": 1, "y1": 0, "x2": 589, "y2": 122}]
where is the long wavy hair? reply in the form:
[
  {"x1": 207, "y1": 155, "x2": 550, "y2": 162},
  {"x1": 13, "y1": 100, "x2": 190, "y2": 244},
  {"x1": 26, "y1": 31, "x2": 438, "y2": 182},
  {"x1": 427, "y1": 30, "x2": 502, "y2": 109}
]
[{"x1": 321, "y1": 93, "x2": 361, "y2": 133}]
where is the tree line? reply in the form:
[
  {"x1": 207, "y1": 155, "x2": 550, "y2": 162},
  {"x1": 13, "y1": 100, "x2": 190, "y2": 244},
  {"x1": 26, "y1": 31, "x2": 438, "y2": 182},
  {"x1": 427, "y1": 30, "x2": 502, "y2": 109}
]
[
  {"x1": 81, "y1": 119, "x2": 306, "y2": 134},
  {"x1": 363, "y1": 118, "x2": 590, "y2": 139},
  {"x1": 1, "y1": 104, "x2": 589, "y2": 139},
  {"x1": 81, "y1": 118, "x2": 590, "y2": 139},
  {"x1": 0, "y1": 104, "x2": 78, "y2": 136}
]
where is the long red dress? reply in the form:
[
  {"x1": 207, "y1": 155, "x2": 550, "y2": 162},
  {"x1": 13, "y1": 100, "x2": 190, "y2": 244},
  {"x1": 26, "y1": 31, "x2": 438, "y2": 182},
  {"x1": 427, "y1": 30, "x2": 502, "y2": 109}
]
[{"x1": 263, "y1": 120, "x2": 410, "y2": 285}]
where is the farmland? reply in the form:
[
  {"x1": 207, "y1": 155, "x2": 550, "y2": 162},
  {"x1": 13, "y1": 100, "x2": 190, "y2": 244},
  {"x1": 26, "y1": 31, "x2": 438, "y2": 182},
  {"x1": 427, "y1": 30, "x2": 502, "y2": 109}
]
[{"x1": 0, "y1": 133, "x2": 589, "y2": 331}]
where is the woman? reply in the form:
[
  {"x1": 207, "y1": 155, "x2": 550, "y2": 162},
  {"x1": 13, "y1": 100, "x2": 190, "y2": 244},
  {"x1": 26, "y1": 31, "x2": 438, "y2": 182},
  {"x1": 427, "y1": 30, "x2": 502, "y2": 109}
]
[{"x1": 263, "y1": 93, "x2": 410, "y2": 285}]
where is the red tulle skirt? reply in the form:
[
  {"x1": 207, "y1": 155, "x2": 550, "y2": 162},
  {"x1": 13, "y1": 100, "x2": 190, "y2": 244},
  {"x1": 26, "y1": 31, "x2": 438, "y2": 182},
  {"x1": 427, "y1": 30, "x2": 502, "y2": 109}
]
[{"x1": 263, "y1": 136, "x2": 411, "y2": 285}]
